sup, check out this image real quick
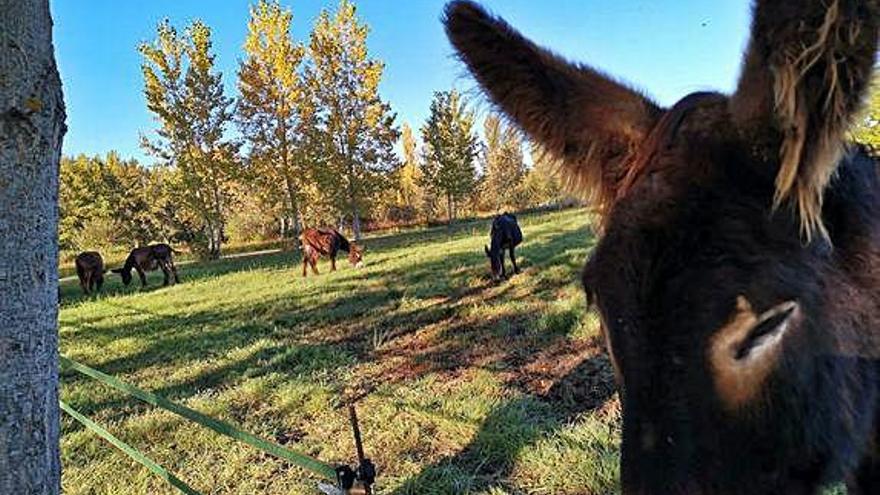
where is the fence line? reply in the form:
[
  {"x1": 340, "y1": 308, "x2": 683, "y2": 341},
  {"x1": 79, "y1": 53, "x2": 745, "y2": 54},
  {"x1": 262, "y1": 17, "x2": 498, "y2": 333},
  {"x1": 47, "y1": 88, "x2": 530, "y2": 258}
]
[
  {"x1": 60, "y1": 400, "x2": 202, "y2": 495},
  {"x1": 60, "y1": 355, "x2": 340, "y2": 485}
]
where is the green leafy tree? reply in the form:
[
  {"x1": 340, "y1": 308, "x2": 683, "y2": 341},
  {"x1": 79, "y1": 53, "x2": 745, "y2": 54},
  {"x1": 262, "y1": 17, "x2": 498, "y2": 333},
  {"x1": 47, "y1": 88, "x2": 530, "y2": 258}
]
[
  {"x1": 59, "y1": 154, "x2": 109, "y2": 251},
  {"x1": 853, "y1": 74, "x2": 880, "y2": 154},
  {"x1": 389, "y1": 123, "x2": 424, "y2": 222},
  {"x1": 59, "y1": 152, "x2": 162, "y2": 253},
  {"x1": 421, "y1": 89, "x2": 479, "y2": 222},
  {"x1": 237, "y1": 0, "x2": 314, "y2": 238},
  {"x1": 101, "y1": 151, "x2": 163, "y2": 247},
  {"x1": 140, "y1": 19, "x2": 239, "y2": 259},
  {"x1": 480, "y1": 113, "x2": 526, "y2": 211},
  {"x1": 307, "y1": 0, "x2": 399, "y2": 239},
  {"x1": 521, "y1": 142, "x2": 568, "y2": 208}
]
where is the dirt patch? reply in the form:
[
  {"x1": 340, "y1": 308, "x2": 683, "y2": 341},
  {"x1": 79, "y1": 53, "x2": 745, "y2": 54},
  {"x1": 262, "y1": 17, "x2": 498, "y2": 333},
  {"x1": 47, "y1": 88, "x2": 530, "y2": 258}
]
[{"x1": 512, "y1": 336, "x2": 617, "y2": 413}]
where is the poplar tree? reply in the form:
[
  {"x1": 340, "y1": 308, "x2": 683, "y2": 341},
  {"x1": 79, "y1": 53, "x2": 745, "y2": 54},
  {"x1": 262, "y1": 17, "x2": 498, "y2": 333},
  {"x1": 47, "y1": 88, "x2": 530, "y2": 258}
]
[
  {"x1": 481, "y1": 113, "x2": 525, "y2": 211},
  {"x1": 421, "y1": 89, "x2": 479, "y2": 222},
  {"x1": 522, "y1": 142, "x2": 566, "y2": 208},
  {"x1": 237, "y1": 0, "x2": 313, "y2": 237},
  {"x1": 307, "y1": 0, "x2": 399, "y2": 239},
  {"x1": 140, "y1": 20, "x2": 238, "y2": 259},
  {"x1": 396, "y1": 123, "x2": 425, "y2": 220}
]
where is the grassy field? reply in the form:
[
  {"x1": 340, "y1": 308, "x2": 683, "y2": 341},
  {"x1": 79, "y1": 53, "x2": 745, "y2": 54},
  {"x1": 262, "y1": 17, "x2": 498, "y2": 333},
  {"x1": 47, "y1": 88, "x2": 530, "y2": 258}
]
[{"x1": 59, "y1": 207, "x2": 623, "y2": 495}]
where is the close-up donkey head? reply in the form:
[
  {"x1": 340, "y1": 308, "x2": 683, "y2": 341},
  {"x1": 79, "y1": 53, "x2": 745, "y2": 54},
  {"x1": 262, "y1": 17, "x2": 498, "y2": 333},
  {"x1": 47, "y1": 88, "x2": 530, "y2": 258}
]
[{"x1": 447, "y1": 1, "x2": 879, "y2": 493}]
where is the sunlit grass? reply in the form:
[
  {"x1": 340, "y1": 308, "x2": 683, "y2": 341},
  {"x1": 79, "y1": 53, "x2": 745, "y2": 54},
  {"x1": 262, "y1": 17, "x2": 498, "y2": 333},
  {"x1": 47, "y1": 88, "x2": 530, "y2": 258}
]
[{"x1": 59, "y1": 207, "x2": 624, "y2": 494}]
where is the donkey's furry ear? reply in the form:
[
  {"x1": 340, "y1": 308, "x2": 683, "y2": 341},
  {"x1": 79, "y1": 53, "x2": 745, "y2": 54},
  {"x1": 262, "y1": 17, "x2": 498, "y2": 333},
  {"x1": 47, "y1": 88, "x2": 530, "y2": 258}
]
[
  {"x1": 444, "y1": 1, "x2": 662, "y2": 214},
  {"x1": 731, "y1": 0, "x2": 879, "y2": 238}
]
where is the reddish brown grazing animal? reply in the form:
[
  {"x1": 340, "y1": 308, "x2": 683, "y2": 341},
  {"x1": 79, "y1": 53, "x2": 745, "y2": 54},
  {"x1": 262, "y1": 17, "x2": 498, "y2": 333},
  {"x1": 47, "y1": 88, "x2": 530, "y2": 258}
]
[
  {"x1": 111, "y1": 243, "x2": 180, "y2": 287},
  {"x1": 485, "y1": 213, "x2": 523, "y2": 281},
  {"x1": 75, "y1": 251, "x2": 105, "y2": 294},
  {"x1": 300, "y1": 228, "x2": 363, "y2": 277},
  {"x1": 446, "y1": 1, "x2": 880, "y2": 494}
]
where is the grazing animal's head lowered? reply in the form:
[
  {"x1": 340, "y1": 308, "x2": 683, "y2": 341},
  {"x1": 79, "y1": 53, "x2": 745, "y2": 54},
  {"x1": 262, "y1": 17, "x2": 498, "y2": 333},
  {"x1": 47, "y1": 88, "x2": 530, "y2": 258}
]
[
  {"x1": 485, "y1": 213, "x2": 523, "y2": 281},
  {"x1": 111, "y1": 244, "x2": 180, "y2": 287},
  {"x1": 349, "y1": 243, "x2": 364, "y2": 268},
  {"x1": 446, "y1": 1, "x2": 880, "y2": 494},
  {"x1": 110, "y1": 266, "x2": 132, "y2": 286},
  {"x1": 484, "y1": 244, "x2": 501, "y2": 279}
]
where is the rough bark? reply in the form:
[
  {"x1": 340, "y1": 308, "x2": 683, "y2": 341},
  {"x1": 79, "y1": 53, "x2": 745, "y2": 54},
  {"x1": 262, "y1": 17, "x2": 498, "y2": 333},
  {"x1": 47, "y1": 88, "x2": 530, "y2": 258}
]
[
  {"x1": 0, "y1": 0, "x2": 66, "y2": 493},
  {"x1": 282, "y1": 173, "x2": 302, "y2": 240},
  {"x1": 446, "y1": 193, "x2": 455, "y2": 224},
  {"x1": 351, "y1": 205, "x2": 362, "y2": 241},
  {"x1": 345, "y1": 157, "x2": 362, "y2": 241}
]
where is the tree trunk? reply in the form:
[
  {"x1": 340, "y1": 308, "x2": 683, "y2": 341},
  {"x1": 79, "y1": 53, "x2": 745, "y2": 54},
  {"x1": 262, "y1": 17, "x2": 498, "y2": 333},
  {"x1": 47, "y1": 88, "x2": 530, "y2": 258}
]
[
  {"x1": 209, "y1": 180, "x2": 224, "y2": 260},
  {"x1": 351, "y1": 205, "x2": 362, "y2": 241},
  {"x1": 295, "y1": 209, "x2": 304, "y2": 238},
  {"x1": 282, "y1": 174, "x2": 300, "y2": 239},
  {"x1": 446, "y1": 193, "x2": 454, "y2": 224},
  {"x1": 0, "y1": 1, "x2": 65, "y2": 493},
  {"x1": 344, "y1": 160, "x2": 362, "y2": 241},
  {"x1": 209, "y1": 222, "x2": 222, "y2": 260}
]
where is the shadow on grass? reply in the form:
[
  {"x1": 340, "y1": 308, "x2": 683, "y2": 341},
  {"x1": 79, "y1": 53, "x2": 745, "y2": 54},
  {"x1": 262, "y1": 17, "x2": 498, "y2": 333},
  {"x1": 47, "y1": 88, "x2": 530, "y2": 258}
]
[
  {"x1": 390, "y1": 353, "x2": 617, "y2": 495},
  {"x1": 60, "y1": 208, "x2": 613, "y2": 491},
  {"x1": 64, "y1": 209, "x2": 596, "y2": 401}
]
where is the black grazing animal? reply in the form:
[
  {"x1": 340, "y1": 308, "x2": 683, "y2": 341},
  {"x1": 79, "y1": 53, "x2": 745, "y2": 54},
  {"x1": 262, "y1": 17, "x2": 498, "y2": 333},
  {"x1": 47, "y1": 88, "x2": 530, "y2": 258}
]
[
  {"x1": 484, "y1": 213, "x2": 522, "y2": 281},
  {"x1": 300, "y1": 228, "x2": 363, "y2": 277},
  {"x1": 111, "y1": 243, "x2": 180, "y2": 287},
  {"x1": 446, "y1": 1, "x2": 880, "y2": 494},
  {"x1": 75, "y1": 251, "x2": 105, "y2": 295}
]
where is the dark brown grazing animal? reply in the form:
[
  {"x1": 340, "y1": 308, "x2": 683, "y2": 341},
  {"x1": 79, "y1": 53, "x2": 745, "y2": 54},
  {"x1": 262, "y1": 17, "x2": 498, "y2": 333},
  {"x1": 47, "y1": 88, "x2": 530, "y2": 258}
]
[
  {"x1": 485, "y1": 212, "x2": 522, "y2": 281},
  {"x1": 300, "y1": 228, "x2": 363, "y2": 278},
  {"x1": 75, "y1": 251, "x2": 105, "y2": 294},
  {"x1": 446, "y1": 1, "x2": 880, "y2": 494},
  {"x1": 111, "y1": 243, "x2": 180, "y2": 287}
]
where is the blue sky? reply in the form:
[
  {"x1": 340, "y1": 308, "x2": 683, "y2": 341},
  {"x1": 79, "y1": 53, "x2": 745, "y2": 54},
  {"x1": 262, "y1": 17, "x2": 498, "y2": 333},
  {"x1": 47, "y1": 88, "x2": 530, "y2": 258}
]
[{"x1": 51, "y1": 0, "x2": 752, "y2": 164}]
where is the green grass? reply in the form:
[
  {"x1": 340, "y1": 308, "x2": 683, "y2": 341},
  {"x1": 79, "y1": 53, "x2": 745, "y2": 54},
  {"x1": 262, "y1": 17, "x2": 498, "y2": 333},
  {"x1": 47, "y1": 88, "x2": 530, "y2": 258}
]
[{"x1": 60, "y1": 207, "x2": 622, "y2": 494}]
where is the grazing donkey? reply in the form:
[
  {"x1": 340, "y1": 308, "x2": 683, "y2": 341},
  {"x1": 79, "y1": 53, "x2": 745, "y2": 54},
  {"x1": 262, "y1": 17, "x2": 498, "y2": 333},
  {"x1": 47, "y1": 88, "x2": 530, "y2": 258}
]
[
  {"x1": 111, "y1": 243, "x2": 180, "y2": 287},
  {"x1": 485, "y1": 212, "x2": 523, "y2": 281},
  {"x1": 446, "y1": 1, "x2": 880, "y2": 493},
  {"x1": 300, "y1": 228, "x2": 363, "y2": 277},
  {"x1": 75, "y1": 251, "x2": 105, "y2": 295}
]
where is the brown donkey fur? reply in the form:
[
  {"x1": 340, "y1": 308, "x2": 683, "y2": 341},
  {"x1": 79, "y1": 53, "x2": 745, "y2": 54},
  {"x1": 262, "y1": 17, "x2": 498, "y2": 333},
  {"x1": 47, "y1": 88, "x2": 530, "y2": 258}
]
[
  {"x1": 446, "y1": 1, "x2": 880, "y2": 494},
  {"x1": 75, "y1": 251, "x2": 105, "y2": 295},
  {"x1": 300, "y1": 228, "x2": 363, "y2": 277},
  {"x1": 111, "y1": 243, "x2": 180, "y2": 288}
]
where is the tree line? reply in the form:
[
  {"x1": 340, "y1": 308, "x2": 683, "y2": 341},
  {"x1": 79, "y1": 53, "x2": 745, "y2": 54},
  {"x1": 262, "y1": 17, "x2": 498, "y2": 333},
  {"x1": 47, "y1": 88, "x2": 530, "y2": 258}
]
[{"x1": 60, "y1": 0, "x2": 569, "y2": 259}]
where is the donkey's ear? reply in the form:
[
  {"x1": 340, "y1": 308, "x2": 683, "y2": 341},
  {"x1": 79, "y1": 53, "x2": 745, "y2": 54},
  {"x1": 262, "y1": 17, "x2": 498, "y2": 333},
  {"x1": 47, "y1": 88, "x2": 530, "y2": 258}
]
[
  {"x1": 445, "y1": 1, "x2": 662, "y2": 210},
  {"x1": 730, "y1": 0, "x2": 879, "y2": 238}
]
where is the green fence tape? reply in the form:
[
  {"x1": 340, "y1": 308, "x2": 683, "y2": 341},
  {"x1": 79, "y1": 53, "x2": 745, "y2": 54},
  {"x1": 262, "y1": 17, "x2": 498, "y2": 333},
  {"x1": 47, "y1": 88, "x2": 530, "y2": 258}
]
[
  {"x1": 60, "y1": 355, "x2": 339, "y2": 481},
  {"x1": 60, "y1": 400, "x2": 202, "y2": 495}
]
